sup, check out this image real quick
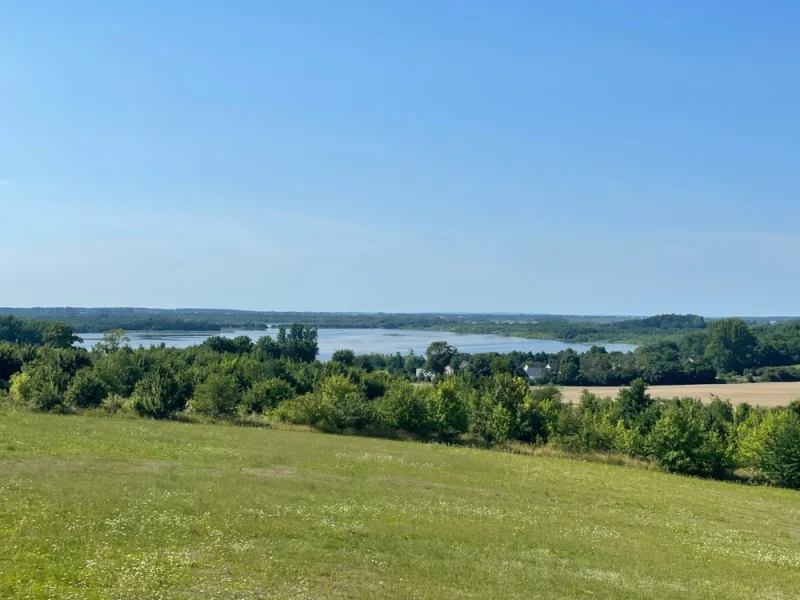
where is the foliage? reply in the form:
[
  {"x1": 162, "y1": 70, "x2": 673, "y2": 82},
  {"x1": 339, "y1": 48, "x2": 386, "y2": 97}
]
[
  {"x1": 191, "y1": 373, "x2": 241, "y2": 416},
  {"x1": 4, "y1": 316, "x2": 800, "y2": 489},
  {"x1": 618, "y1": 378, "x2": 651, "y2": 426},
  {"x1": 376, "y1": 381, "x2": 432, "y2": 437},
  {"x1": 242, "y1": 378, "x2": 295, "y2": 413},
  {"x1": 427, "y1": 378, "x2": 469, "y2": 441},
  {"x1": 425, "y1": 341, "x2": 458, "y2": 375},
  {"x1": 130, "y1": 366, "x2": 184, "y2": 419},
  {"x1": 331, "y1": 349, "x2": 356, "y2": 366},
  {"x1": 65, "y1": 368, "x2": 107, "y2": 408},
  {"x1": 754, "y1": 410, "x2": 800, "y2": 488},
  {"x1": 705, "y1": 318, "x2": 758, "y2": 374},
  {"x1": 645, "y1": 399, "x2": 729, "y2": 476},
  {"x1": 23, "y1": 358, "x2": 71, "y2": 411}
]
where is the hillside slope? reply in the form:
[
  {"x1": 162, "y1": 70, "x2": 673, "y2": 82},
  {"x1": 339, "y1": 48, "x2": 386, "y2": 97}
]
[{"x1": 1, "y1": 413, "x2": 799, "y2": 599}]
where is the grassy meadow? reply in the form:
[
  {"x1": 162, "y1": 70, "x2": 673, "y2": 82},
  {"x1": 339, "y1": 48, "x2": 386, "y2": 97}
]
[{"x1": 1, "y1": 412, "x2": 800, "y2": 599}]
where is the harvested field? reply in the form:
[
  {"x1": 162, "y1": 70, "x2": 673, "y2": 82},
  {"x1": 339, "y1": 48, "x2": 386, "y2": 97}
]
[{"x1": 560, "y1": 381, "x2": 800, "y2": 407}]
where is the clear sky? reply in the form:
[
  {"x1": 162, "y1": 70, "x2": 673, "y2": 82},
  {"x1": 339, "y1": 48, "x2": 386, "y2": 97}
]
[{"x1": 2, "y1": 1, "x2": 799, "y2": 316}]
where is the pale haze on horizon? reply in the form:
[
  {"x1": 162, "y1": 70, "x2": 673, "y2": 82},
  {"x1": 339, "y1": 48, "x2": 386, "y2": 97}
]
[{"x1": 2, "y1": 1, "x2": 799, "y2": 316}]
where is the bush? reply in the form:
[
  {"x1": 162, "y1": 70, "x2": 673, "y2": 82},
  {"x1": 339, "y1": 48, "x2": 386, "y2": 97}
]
[
  {"x1": 9, "y1": 372, "x2": 33, "y2": 406},
  {"x1": 191, "y1": 373, "x2": 241, "y2": 416},
  {"x1": 361, "y1": 371, "x2": 393, "y2": 400},
  {"x1": 130, "y1": 367, "x2": 184, "y2": 419},
  {"x1": 485, "y1": 404, "x2": 515, "y2": 444},
  {"x1": 427, "y1": 379, "x2": 469, "y2": 441},
  {"x1": 377, "y1": 381, "x2": 431, "y2": 437},
  {"x1": 755, "y1": 410, "x2": 800, "y2": 489},
  {"x1": 23, "y1": 360, "x2": 71, "y2": 412},
  {"x1": 331, "y1": 349, "x2": 356, "y2": 366},
  {"x1": 517, "y1": 385, "x2": 563, "y2": 443},
  {"x1": 65, "y1": 368, "x2": 107, "y2": 408},
  {"x1": 645, "y1": 400, "x2": 729, "y2": 477},
  {"x1": 242, "y1": 378, "x2": 295, "y2": 413},
  {"x1": 278, "y1": 375, "x2": 372, "y2": 431},
  {"x1": 551, "y1": 401, "x2": 619, "y2": 454},
  {"x1": 618, "y1": 379, "x2": 651, "y2": 426}
]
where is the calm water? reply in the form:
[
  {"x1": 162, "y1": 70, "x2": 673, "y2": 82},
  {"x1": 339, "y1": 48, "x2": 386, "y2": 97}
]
[{"x1": 77, "y1": 328, "x2": 637, "y2": 360}]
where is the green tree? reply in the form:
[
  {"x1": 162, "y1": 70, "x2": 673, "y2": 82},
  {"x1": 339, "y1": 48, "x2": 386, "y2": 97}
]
[
  {"x1": 130, "y1": 366, "x2": 183, "y2": 419},
  {"x1": 556, "y1": 351, "x2": 580, "y2": 385},
  {"x1": 331, "y1": 349, "x2": 356, "y2": 366},
  {"x1": 517, "y1": 385, "x2": 564, "y2": 443},
  {"x1": 277, "y1": 324, "x2": 319, "y2": 363},
  {"x1": 192, "y1": 373, "x2": 241, "y2": 416},
  {"x1": 377, "y1": 381, "x2": 431, "y2": 437},
  {"x1": 704, "y1": 318, "x2": 757, "y2": 374},
  {"x1": 485, "y1": 404, "x2": 515, "y2": 444},
  {"x1": 0, "y1": 342, "x2": 23, "y2": 382},
  {"x1": 319, "y1": 375, "x2": 372, "y2": 430},
  {"x1": 427, "y1": 378, "x2": 468, "y2": 440},
  {"x1": 43, "y1": 322, "x2": 82, "y2": 348},
  {"x1": 618, "y1": 379, "x2": 651, "y2": 426},
  {"x1": 92, "y1": 348, "x2": 142, "y2": 397},
  {"x1": 645, "y1": 400, "x2": 728, "y2": 476},
  {"x1": 65, "y1": 368, "x2": 107, "y2": 408},
  {"x1": 425, "y1": 341, "x2": 458, "y2": 375},
  {"x1": 756, "y1": 410, "x2": 800, "y2": 489},
  {"x1": 24, "y1": 359, "x2": 71, "y2": 411},
  {"x1": 241, "y1": 378, "x2": 295, "y2": 413},
  {"x1": 92, "y1": 329, "x2": 131, "y2": 355}
]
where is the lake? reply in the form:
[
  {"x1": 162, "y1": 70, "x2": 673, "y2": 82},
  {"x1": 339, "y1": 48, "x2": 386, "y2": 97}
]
[{"x1": 77, "y1": 328, "x2": 637, "y2": 360}]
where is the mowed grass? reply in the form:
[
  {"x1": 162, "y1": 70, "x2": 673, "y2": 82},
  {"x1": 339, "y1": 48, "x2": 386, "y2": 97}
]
[
  {"x1": 2, "y1": 414, "x2": 800, "y2": 599},
  {"x1": 560, "y1": 381, "x2": 800, "y2": 407}
]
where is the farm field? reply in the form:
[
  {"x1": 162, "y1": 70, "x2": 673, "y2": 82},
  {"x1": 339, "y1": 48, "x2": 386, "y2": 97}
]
[
  {"x1": 560, "y1": 381, "x2": 800, "y2": 407},
  {"x1": 2, "y1": 412, "x2": 800, "y2": 599}
]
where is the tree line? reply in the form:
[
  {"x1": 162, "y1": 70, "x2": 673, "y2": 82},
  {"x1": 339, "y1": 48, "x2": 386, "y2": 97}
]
[
  {"x1": 1, "y1": 309, "x2": 714, "y2": 341},
  {"x1": 1, "y1": 316, "x2": 800, "y2": 489}
]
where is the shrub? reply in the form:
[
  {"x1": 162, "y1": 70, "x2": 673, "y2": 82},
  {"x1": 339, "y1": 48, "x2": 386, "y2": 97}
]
[
  {"x1": 754, "y1": 410, "x2": 800, "y2": 489},
  {"x1": 130, "y1": 367, "x2": 184, "y2": 419},
  {"x1": 23, "y1": 360, "x2": 71, "y2": 412},
  {"x1": 279, "y1": 375, "x2": 372, "y2": 431},
  {"x1": 100, "y1": 394, "x2": 128, "y2": 415},
  {"x1": 191, "y1": 372, "x2": 241, "y2": 416},
  {"x1": 331, "y1": 349, "x2": 356, "y2": 366},
  {"x1": 361, "y1": 371, "x2": 393, "y2": 400},
  {"x1": 618, "y1": 379, "x2": 651, "y2": 426},
  {"x1": 65, "y1": 368, "x2": 107, "y2": 408},
  {"x1": 427, "y1": 379, "x2": 469, "y2": 441},
  {"x1": 517, "y1": 385, "x2": 563, "y2": 443},
  {"x1": 645, "y1": 400, "x2": 729, "y2": 477},
  {"x1": 377, "y1": 381, "x2": 431, "y2": 437},
  {"x1": 242, "y1": 378, "x2": 295, "y2": 413},
  {"x1": 485, "y1": 405, "x2": 515, "y2": 444},
  {"x1": 320, "y1": 375, "x2": 372, "y2": 430},
  {"x1": 9, "y1": 372, "x2": 33, "y2": 406}
]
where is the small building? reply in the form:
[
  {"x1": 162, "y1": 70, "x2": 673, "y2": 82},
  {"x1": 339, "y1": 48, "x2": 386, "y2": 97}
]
[
  {"x1": 523, "y1": 365, "x2": 545, "y2": 380},
  {"x1": 444, "y1": 365, "x2": 455, "y2": 376},
  {"x1": 416, "y1": 368, "x2": 436, "y2": 381}
]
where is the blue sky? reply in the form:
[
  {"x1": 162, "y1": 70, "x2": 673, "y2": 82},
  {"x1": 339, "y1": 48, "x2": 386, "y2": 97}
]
[{"x1": 2, "y1": 1, "x2": 799, "y2": 315}]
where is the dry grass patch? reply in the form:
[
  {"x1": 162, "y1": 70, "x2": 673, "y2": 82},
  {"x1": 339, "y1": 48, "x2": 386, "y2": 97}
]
[{"x1": 560, "y1": 381, "x2": 800, "y2": 407}]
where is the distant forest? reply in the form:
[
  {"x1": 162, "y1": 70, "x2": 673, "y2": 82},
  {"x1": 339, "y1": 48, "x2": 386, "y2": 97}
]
[{"x1": 2, "y1": 307, "x2": 792, "y2": 343}]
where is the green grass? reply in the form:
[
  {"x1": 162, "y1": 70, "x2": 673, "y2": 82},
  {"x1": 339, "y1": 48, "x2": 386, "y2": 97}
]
[{"x1": 2, "y1": 413, "x2": 800, "y2": 599}]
